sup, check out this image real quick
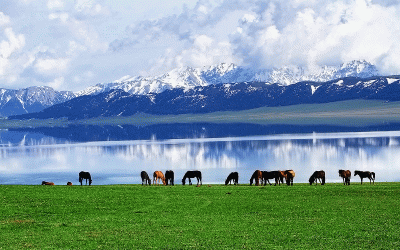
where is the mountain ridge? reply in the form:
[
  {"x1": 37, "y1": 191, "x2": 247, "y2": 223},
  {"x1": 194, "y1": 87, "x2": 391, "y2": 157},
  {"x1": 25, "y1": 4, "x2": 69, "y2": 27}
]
[{"x1": 9, "y1": 75, "x2": 400, "y2": 121}]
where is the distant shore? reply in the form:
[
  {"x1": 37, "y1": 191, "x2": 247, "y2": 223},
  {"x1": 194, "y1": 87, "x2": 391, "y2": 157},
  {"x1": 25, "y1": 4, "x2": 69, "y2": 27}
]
[{"x1": 1, "y1": 99, "x2": 400, "y2": 129}]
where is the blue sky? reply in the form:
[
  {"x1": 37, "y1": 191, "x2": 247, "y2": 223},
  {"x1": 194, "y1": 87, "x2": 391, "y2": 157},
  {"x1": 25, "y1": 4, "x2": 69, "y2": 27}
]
[{"x1": 0, "y1": 0, "x2": 399, "y2": 91}]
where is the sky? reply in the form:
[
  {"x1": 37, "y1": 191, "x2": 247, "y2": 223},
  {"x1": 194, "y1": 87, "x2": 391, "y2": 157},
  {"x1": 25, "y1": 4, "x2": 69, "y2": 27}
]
[{"x1": 1, "y1": 0, "x2": 400, "y2": 92}]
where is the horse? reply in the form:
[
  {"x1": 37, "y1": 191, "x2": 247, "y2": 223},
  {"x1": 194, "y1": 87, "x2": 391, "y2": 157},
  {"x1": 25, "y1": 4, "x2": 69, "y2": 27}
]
[
  {"x1": 42, "y1": 181, "x2": 54, "y2": 185},
  {"x1": 67, "y1": 182, "x2": 72, "y2": 186},
  {"x1": 165, "y1": 170, "x2": 174, "y2": 186},
  {"x1": 225, "y1": 172, "x2": 239, "y2": 185},
  {"x1": 79, "y1": 171, "x2": 92, "y2": 186},
  {"x1": 262, "y1": 171, "x2": 281, "y2": 186},
  {"x1": 140, "y1": 171, "x2": 151, "y2": 185},
  {"x1": 249, "y1": 170, "x2": 263, "y2": 186},
  {"x1": 339, "y1": 169, "x2": 351, "y2": 185},
  {"x1": 285, "y1": 170, "x2": 295, "y2": 186},
  {"x1": 182, "y1": 170, "x2": 202, "y2": 185},
  {"x1": 354, "y1": 170, "x2": 375, "y2": 184},
  {"x1": 153, "y1": 171, "x2": 166, "y2": 185},
  {"x1": 309, "y1": 170, "x2": 325, "y2": 185}
]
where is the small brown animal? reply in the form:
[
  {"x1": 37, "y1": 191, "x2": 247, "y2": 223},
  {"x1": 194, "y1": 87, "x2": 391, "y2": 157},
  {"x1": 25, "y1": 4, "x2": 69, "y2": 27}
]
[
  {"x1": 153, "y1": 171, "x2": 166, "y2": 185},
  {"x1": 42, "y1": 181, "x2": 54, "y2": 185},
  {"x1": 67, "y1": 182, "x2": 73, "y2": 186}
]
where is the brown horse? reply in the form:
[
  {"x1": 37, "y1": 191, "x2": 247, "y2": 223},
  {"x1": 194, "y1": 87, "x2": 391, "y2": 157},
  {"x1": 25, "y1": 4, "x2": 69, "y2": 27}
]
[
  {"x1": 153, "y1": 171, "x2": 166, "y2": 185},
  {"x1": 225, "y1": 172, "x2": 239, "y2": 185},
  {"x1": 262, "y1": 171, "x2": 281, "y2": 186},
  {"x1": 141, "y1": 171, "x2": 151, "y2": 185},
  {"x1": 42, "y1": 181, "x2": 54, "y2": 185},
  {"x1": 354, "y1": 170, "x2": 375, "y2": 184},
  {"x1": 165, "y1": 170, "x2": 174, "y2": 186},
  {"x1": 285, "y1": 170, "x2": 295, "y2": 186},
  {"x1": 79, "y1": 171, "x2": 92, "y2": 186},
  {"x1": 67, "y1": 182, "x2": 73, "y2": 186},
  {"x1": 182, "y1": 170, "x2": 202, "y2": 185},
  {"x1": 309, "y1": 170, "x2": 325, "y2": 185},
  {"x1": 339, "y1": 169, "x2": 351, "y2": 185},
  {"x1": 249, "y1": 170, "x2": 263, "y2": 186}
]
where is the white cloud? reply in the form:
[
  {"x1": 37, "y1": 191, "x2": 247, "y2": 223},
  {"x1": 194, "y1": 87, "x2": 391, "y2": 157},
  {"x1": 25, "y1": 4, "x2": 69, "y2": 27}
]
[
  {"x1": 34, "y1": 57, "x2": 69, "y2": 75},
  {"x1": 0, "y1": 12, "x2": 11, "y2": 27},
  {"x1": 2, "y1": 0, "x2": 400, "y2": 91},
  {"x1": 47, "y1": 0, "x2": 64, "y2": 10}
]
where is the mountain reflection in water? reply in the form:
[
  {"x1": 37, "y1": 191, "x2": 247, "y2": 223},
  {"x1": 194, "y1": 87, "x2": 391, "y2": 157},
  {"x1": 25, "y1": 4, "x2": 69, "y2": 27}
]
[{"x1": 0, "y1": 124, "x2": 400, "y2": 185}]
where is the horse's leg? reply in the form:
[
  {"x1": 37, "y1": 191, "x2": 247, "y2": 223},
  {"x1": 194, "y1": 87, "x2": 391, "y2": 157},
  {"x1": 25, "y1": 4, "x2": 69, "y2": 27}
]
[{"x1": 189, "y1": 178, "x2": 192, "y2": 185}]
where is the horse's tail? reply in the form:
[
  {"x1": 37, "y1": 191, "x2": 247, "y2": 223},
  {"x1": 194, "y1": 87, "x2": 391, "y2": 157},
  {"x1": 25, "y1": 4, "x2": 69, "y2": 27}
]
[{"x1": 322, "y1": 175, "x2": 325, "y2": 185}]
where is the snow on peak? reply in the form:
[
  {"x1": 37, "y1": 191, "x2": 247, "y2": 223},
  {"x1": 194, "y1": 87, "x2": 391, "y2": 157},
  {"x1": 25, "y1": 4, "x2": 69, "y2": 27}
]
[{"x1": 77, "y1": 61, "x2": 380, "y2": 97}]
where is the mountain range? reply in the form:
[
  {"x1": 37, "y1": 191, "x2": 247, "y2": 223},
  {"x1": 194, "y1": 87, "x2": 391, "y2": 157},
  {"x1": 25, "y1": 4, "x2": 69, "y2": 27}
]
[
  {"x1": 0, "y1": 60, "x2": 388, "y2": 118},
  {"x1": 10, "y1": 75, "x2": 400, "y2": 120},
  {"x1": 0, "y1": 61, "x2": 379, "y2": 117}
]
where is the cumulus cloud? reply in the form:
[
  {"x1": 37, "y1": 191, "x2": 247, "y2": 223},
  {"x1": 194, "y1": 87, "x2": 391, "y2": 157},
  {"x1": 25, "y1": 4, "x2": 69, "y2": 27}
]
[{"x1": 112, "y1": 0, "x2": 400, "y2": 76}]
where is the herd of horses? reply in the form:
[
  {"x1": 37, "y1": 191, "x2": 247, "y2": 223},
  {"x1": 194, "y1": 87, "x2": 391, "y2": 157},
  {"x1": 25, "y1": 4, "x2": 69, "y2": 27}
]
[{"x1": 41, "y1": 169, "x2": 376, "y2": 186}]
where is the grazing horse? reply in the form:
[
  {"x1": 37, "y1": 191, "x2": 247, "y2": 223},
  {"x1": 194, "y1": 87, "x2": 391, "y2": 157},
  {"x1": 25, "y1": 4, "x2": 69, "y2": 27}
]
[
  {"x1": 309, "y1": 170, "x2": 325, "y2": 185},
  {"x1": 262, "y1": 171, "x2": 281, "y2": 186},
  {"x1": 42, "y1": 181, "x2": 54, "y2": 185},
  {"x1": 225, "y1": 172, "x2": 239, "y2": 185},
  {"x1": 182, "y1": 170, "x2": 202, "y2": 185},
  {"x1": 339, "y1": 169, "x2": 351, "y2": 185},
  {"x1": 285, "y1": 170, "x2": 295, "y2": 186},
  {"x1": 153, "y1": 171, "x2": 166, "y2": 185},
  {"x1": 165, "y1": 170, "x2": 174, "y2": 186},
  {"x1": 249, "y1": 170, "x2": 263, "y2": 186},
  {"x1": 354, "y1": 170, "x2": 375, "y2": 184},
  {"x1": 67, "y1": 182, "x2": 73, "y2": 186},
  {"x1": 79, "y1": 171, "x2": 92, "y2": 186},
  {"x1": 141, "y1": 171, "x2": 151, "y2": 185}
]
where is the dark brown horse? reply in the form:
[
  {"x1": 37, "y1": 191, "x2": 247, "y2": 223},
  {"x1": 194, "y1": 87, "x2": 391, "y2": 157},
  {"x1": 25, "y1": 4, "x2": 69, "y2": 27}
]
[
  {"x1": 262, "y1": 171, "x2": 281, "y2": 186},
  {"x1": 141, "y1": 171, "x2": 151, "y2": 185},
  {"x1": 354, "y1": 170, "x2": 375, "y2": 184},
  {"x1": 67, "y1": 182, "x2": 72, "y2": 186},
  {"x1": 225, "y1": 172, "x2": 239, "y2": 185},
  {"x1": 285, "y1": 170, "x2": 295, "y2": 186},
  {"x1": 153, "y1": 171, "x2": 166, "y2": 185},
  {"x1": 182, "y1": 170, "x2": 202, "y2": 185},
  {"x1": 42, "y1": 181, "x2": 54, "y2": 185},
  {"x1": 249, "y1": 170, "x2": 263, "y2": 186},
  {"x1": 309, "y1": 170, "x2": 325, "y2": 185},
  {"x1": 165, "y1": 170, "x2": 174, "y2": 186},
  {"x1": 339, "y1": 169, "x2": 351, "y2": 185},
  {"x1": 79, "y1": 171, "x2": 92, "y2": 186}
]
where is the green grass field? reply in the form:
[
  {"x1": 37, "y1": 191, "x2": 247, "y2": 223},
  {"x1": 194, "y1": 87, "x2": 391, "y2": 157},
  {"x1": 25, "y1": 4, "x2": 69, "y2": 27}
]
[{"x1": 1, "y1": 183, "x2": 400, "y2": 249}]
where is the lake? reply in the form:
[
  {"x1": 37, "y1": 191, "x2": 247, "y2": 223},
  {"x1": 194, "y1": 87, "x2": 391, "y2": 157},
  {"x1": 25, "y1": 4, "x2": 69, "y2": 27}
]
[{"x1": 1, "y1": 123, "x2": 400, "y2": 185}]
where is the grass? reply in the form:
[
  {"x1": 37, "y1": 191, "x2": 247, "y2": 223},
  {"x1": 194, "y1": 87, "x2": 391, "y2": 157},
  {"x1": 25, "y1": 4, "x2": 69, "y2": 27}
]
[
  {"x1": 1, "y1": 183, "x2": 400, "y2": 249},
  {"x1": 2, "y1": 99, "x2": 400, "y2": 128}
]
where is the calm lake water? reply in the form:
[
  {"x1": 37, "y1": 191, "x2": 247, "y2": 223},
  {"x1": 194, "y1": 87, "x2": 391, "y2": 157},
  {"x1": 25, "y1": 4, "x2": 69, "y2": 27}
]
[{"x1": 1, "y1": 124, "x2": 400, "y2": 185}]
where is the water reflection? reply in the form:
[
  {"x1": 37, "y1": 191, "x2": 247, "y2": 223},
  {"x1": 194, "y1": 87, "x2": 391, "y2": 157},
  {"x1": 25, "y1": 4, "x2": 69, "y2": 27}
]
[{"x1": 0, "y1": 131, "x2": 400, "y2": 185}]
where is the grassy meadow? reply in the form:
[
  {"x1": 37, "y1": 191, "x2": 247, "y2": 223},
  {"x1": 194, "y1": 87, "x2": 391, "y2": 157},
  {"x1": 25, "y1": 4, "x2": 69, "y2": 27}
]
[{"x1": 1, "y1": 183, "x2": 400, "y2": 249}]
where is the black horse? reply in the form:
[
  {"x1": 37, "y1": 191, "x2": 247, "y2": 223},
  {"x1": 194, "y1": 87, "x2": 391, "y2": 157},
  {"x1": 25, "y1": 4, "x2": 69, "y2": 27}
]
[
  {"x1": 165, "y1": 170, "x2": 174, "y2": 186},
  {"x1": 141, "y1": 171, "x2": 151, "y2": 185},
  {"x1": 354, "y1": 170, "x2": 375, "y2": 184},
  {"x1": 79, "y1": 171, "x2": 92, "y2": 186},
  {"x1": 262, "y1": 171, "x2": 281, "y2": 186},
  {"x1": 225, "y1": 172, "x2": 239, "y2": 185},
  {"x1": 309, "y1": 170, "x2": 325, "y2": 185},
  {"x1": 182, "y1": 170, "x2": 202, "y2": 185}
]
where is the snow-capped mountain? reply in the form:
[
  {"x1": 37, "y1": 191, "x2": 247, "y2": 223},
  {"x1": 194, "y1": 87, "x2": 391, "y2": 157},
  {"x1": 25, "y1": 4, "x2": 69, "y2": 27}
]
[
  {"x1": 76, "y1": 60, "x2": 379, "y2": 97},
  {"x1": 0, "y1": 86, "x2": 75, "y2": 117},
  {"x1": 10, "y1": 75, "x2": 400, "y2": 120},
  {"x1": 0, "y1": 60, "x2": 381, "y2": 117}
]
